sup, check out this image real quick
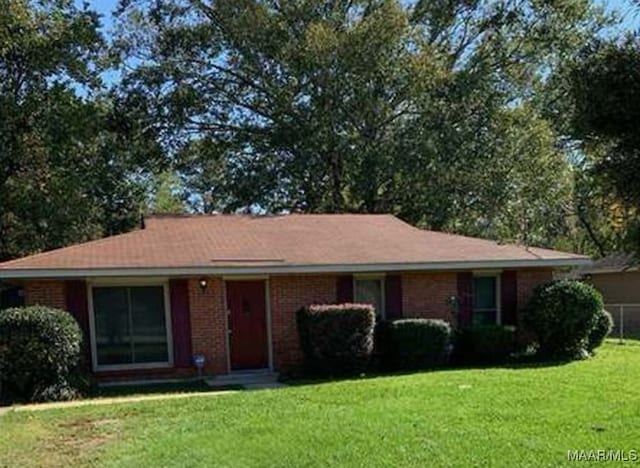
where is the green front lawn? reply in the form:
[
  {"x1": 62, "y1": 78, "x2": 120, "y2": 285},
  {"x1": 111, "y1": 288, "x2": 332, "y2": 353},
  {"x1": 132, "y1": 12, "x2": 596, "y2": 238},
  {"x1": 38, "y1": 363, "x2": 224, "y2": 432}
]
[{"x1": 2, "y1": 341, "x2": 639, "y2": 467}]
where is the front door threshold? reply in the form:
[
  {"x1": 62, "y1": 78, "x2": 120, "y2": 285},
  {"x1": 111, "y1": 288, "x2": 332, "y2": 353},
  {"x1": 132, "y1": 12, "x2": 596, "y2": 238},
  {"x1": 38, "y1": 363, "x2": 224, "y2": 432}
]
[{"x1": 231, "y1": 368, "x2": 272, "y2": 375}]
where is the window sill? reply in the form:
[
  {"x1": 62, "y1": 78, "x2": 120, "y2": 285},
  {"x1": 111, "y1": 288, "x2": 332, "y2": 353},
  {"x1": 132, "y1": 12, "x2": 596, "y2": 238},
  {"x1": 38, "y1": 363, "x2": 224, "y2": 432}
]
[{"x1": 94, "y1": 362, "x2": 173, "y2": 373}]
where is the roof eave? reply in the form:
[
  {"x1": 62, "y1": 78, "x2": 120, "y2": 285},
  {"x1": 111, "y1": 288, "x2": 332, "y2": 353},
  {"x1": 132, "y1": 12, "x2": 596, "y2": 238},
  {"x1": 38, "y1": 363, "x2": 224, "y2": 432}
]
[
  {"x1": 0, "y1": 257, "x2": 592, "y2": 279},
  {"x1": 579, "y1": 266, "x2": 639, "y2": 275}
]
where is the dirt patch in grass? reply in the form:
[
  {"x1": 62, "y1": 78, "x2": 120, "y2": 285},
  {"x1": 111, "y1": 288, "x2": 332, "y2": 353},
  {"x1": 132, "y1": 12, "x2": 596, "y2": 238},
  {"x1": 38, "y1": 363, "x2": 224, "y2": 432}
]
[
  {"x1": 41, "y1": 417, "x2": 122, "y2": 466},
  {"x1": 57, "y1": 430, "x2": 116, "y2": 452},
  {"x1": 59, "y1": 417, "x2": 120, "y2": 428},
  {"x1": 0, "y1": 412, "x2": 123, "y2": 468}
]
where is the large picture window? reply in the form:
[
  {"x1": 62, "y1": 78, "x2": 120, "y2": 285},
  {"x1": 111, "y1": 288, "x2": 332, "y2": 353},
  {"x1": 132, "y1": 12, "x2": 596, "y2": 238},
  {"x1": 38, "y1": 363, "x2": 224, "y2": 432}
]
[
  {"x1": 91, "y1": 285, "x2": 171, "y2": 368},
  {"x1": 354, "y1": 277, "x2": 385, "y2": 317},
  {"x1": 472, "y1": 276, "x2": 499, "y2": 325}
]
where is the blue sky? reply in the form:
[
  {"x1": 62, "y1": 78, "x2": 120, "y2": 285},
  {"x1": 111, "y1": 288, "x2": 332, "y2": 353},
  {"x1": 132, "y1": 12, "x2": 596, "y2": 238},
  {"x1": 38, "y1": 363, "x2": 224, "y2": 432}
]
[
  {"x1": 607, "y1": 0, "x2": 640, "y2": 32},
  {"x1": 86, "y1": 0, "x2": 117, "y2": 29}
]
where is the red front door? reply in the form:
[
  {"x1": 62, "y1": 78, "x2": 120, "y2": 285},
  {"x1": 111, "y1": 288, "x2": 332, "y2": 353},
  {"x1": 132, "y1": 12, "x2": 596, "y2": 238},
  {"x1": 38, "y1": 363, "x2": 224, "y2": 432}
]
[{"x1": 226, "y1": 280, "x2": 269, "y2": 370}]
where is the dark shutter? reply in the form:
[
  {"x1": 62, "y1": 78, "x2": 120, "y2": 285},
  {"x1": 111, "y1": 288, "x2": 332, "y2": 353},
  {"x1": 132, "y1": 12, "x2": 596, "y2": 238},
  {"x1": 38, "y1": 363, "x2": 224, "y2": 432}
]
[
  {"x1": 65, "y1": 281, "x2": 91, "y2": 363},
  {"x1": 457, "y1": 272, "x2": 473, "y2": 327},
  {"x1": 170, "y1": 279, "x2": 192, "y2": 368},
  {"x1": 0, "y1": 285, "x2": 24, "y2": 309},
  {"x1": 384, "y1": 275, "x2": 403, "y2": 319},
  {"x1": 501, "y1": 270, "x2": 518, "y2": 326},
  {"x1": 336, "y1": 275, "x2": 353, "y2": 303}
]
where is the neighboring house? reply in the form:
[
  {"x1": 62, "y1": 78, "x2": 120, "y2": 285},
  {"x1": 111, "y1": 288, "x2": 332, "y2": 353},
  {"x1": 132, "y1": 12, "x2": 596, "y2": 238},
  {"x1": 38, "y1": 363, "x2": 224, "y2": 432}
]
[
  {"x1": 0, "y1": 214, "x2": 589, "y2": 381},
  {"x1": 575, "y1": 253, "x2": 640, "y2": 339}
]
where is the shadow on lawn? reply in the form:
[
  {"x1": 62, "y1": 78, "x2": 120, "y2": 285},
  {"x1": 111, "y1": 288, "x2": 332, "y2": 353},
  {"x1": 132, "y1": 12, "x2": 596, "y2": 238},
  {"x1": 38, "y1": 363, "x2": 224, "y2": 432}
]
[
  {"x1": 90, "y1": 380, "x2": 243, "y2": 399},
  {"x1": 279, "y1": 355, "x2": 579, "y2": 387},
  {"x1": 1, "y1": 381, "x2": 242, "y2": 409},
  {"x1": 282, "y1": 339, "x2": 640, "y2": 387}
]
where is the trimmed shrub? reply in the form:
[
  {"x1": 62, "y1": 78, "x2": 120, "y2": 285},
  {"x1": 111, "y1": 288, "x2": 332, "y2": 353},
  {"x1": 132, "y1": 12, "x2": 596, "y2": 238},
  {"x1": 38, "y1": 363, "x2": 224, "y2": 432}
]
[
  {"x1": 522, "y1": 280, "x2": 603, "y2": 359},
  {"x1": 297, "y1": 303, "x2": 375, "y2": 375},
  {"x1": 587, "y1": 308, "x2": 613, "y2": 353},
  {"x1": 453, "y1": 325, "x2": 517, "y2": 365},
  {"x1": 380, "y1": 318, "x2": 453, "y2": 370},
  {"x1": 31, "y1": 381, "x2": 82, "y2": 403},
  {"x1": 0, "y1": 305, "x2": 84, "y2": 403}
]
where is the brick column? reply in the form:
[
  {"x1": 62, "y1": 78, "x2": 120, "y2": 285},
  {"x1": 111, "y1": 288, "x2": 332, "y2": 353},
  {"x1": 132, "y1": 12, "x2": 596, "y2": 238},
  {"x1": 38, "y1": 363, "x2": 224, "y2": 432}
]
[{"x1": 188, "y1": 277, "x2": 228, "y2": 375}]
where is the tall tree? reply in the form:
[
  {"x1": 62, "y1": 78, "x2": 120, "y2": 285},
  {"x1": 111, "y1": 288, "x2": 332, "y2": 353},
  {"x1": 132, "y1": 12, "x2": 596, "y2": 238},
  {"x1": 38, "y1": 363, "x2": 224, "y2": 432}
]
[
  {"x1": 565, "y1": 38, "x2": 640, "y2": 255},
  {"x1": 148, "y1": 171, "x2": 187, "y2": 213},
  {"x1": 0, "y1": 0, "x2": 162, "y2": 260},
  {"x1": 571, "y1": 39, "x2": 640, "y2": 205},
  {"x1": 115, "y1": 0, "x2": 607, "y2": 247}
]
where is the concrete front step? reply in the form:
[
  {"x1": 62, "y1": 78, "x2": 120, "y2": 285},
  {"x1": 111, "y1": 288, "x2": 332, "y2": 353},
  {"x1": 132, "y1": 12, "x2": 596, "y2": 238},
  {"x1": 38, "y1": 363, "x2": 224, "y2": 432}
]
[{"x1": 206, "y1": 370, "x2": 280, "y2": 387}]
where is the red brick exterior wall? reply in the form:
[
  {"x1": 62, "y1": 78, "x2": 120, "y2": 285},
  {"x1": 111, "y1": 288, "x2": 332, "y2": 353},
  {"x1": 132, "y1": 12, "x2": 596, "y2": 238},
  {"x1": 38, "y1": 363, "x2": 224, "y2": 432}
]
[
  {"x1": 517, "y1": 269, "x2": 554, "y2": 312},
  {"x1": 188, "y1": 277, "x2": 228, "y2": 375},
  {"x1": 400, "y1": 269, "x2": 553, "y2": 327},
  {"x1": 24, "y1": 280, "x2": 66, "y2": 309},
  {"x1": 401, "y1": 272, "x2": 458, "y2": 325},
  {"x1": 270, "y1": 275, "x2": 337, "y2": 372},
  {"x1": 20, "y1": 268, "x2": 555, "y2": 378}
]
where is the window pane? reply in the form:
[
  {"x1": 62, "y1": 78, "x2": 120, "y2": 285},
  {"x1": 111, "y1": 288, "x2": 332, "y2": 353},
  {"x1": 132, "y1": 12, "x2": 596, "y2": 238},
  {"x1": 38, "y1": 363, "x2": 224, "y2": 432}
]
[
  {"x1": 129, "y1": 286, "x2": 168, "y2": 363},
  {"x1": 472, "y1": 310, "x2": 497, "y2": 326},
  {"x1": 355, "y1": 279, "x2": 383, "y2": 316},
  {"x1": 93, "y1": 287, "x2": 132, "y2": 366},
  {"x1": 93, "y1": 285, "x2": 169, "y2": 367},
  {"x1": 473, "y1": 277, "x2": 496, "y2": 310}
]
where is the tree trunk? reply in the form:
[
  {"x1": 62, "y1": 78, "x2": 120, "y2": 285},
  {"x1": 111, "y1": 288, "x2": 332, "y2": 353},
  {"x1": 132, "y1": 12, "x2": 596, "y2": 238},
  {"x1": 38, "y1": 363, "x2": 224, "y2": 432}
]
[
  {"x1": 329, "y1": 152, "x2": 343, "y2": 212},
  {"x1": 577, "y1": 207, "x2": 607, "y2": 258}
]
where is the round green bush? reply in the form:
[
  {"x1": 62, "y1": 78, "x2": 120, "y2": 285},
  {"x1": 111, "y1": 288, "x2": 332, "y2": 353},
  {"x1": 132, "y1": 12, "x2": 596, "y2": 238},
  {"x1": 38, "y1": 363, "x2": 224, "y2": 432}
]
[
  {"x1": 522, "y1": 280, "x2": 603, "y2": 359},
  {"x1": 0, "y1": 305, "x2": 83, "y2": 403},
  {"x1": 378, "y1": 318, "x2": 453, "y2": 370},
  {"x1": 587, "y1": 308, "x2": 613, "y2": 353}
]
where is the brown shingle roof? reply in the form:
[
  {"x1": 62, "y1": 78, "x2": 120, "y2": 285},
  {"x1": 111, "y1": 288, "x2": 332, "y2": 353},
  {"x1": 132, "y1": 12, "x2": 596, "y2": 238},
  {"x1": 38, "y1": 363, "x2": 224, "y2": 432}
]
[{"x1": 0, "y1": 214, "x2": 589, "y2": 277}]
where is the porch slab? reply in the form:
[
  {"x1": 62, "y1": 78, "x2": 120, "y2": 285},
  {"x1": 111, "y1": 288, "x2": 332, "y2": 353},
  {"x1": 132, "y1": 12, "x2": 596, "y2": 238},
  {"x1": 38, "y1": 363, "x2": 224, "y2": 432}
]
[{"x1": 205, "y1": 370, "x2": 280, "y2": 388}]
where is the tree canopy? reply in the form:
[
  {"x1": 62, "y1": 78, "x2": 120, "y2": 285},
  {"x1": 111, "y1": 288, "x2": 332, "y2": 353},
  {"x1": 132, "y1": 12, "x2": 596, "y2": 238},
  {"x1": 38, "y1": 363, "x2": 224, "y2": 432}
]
[
  {"x1": 0, "y1": 0, "x2": 162, "y2": 261},
  {"x1": 112, "y1": 0, "x2": 609, "y2": 250},
  {"x1": 0, "y1": 0, "x2": 637, "y2": 261},
  {"x1": 567, "y1": 37, "x2": 640, "y2": 254},
  {"x1": 571, "y1": 39, "x2": 640, "y2": 199}
]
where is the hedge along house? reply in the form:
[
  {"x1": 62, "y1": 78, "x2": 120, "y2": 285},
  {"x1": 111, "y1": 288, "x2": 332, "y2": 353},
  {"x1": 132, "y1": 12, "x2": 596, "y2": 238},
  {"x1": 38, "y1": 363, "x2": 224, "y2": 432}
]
[{"x1": 0, "y1": 214, "x2": 590, "y2": 381}]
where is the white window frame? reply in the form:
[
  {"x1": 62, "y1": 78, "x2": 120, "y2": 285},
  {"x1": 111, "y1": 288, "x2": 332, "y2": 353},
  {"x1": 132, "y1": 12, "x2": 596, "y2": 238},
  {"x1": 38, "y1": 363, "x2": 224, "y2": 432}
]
[
  {"x1": 353, "y1": 274, "x2": 386, "y2": 318},
  {"x1": 87, "y1": 278, "x2": 174, "y2": 372},
  {"x1": 472, "y1": 272, "x2": 502, "y2": 325}
]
